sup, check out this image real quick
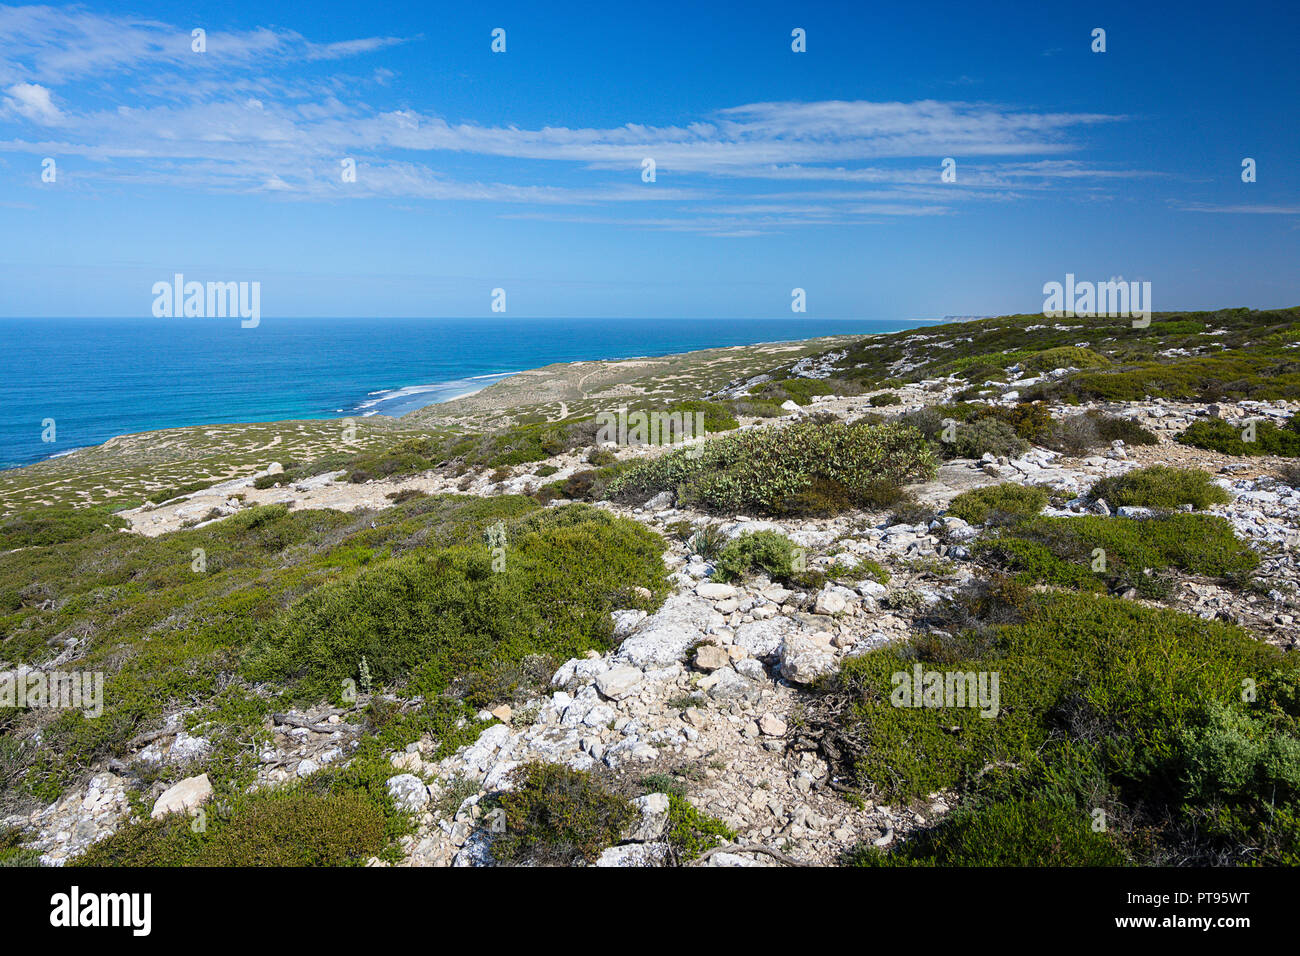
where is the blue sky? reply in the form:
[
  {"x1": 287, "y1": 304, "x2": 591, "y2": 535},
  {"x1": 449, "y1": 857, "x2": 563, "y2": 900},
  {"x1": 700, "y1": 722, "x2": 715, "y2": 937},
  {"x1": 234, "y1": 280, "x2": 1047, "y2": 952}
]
[{"x1": 1, "y1": 0, "x2": 1297, "y2": 319}]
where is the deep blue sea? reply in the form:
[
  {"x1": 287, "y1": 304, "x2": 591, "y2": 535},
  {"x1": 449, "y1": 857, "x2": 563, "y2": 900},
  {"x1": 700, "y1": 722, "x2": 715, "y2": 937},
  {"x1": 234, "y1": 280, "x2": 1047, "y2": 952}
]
[{"x1": 0, "y1": 317, "x2": 935, "y2": 470}]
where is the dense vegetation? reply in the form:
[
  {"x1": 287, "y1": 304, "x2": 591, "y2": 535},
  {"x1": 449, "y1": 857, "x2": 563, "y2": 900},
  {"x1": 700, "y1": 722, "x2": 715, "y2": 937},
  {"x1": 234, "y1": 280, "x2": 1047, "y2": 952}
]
[
  {"x1": 946, "y1": 484, "x2": 1049, "y2": 526},
  {"x1": 1087, "y1": 465, "x2": 1231, "y2": 510},
  {"x1": 811, "y1": 589, "x2": 1300, "y2": 866},
  {"x1": 971, "y1": 512, "x2": 1258, "y2": 598},
  {"x1": 0, "y1": 495, "x2": 666, "y2": 829},
  {"x1": 1177, "y1": 418, "x2": 1300, "y2": 457},
  {"x1": 607, "y1": 420, "x2": 937, "y2": 515}
]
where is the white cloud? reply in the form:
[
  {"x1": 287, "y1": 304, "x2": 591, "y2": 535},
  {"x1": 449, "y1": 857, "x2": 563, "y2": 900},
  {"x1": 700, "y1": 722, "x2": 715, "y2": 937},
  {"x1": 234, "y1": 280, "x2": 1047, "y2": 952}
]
[
  {"x1": 3, "y1": 81, "x2": 61, "y2": 123},
  {"x1": 0, "y1": 7, "x2": 1156, "y2": 234}
]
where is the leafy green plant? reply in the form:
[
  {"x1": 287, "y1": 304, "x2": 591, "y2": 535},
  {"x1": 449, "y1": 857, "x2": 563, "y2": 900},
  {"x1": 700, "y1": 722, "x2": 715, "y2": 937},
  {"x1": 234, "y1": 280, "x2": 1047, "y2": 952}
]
[
  {"x1": 713, "y1": 530, "x2": 798, "y2": 583},
  {"x1": 490, "y1": 762, "x2": 634, "y2": 865},
  {"x1": 607, "y1": 420, "x2": 936, "y2": 515},
  {"x1": 1088, "y1": 465, "x2": 1230, "y2": 510},
  {"x1": 664, "y1": 793, "x2": 735, "y2": 861},
  {"x1": 946, "y1": 483, "x2": 1049, "y2": 525},
  {"x1": 1177, "y1": 419, "x2": 1300, "y2": 457},
  {"x1": 811, "y1": 590, "x2": 1299, "y2": 865}
]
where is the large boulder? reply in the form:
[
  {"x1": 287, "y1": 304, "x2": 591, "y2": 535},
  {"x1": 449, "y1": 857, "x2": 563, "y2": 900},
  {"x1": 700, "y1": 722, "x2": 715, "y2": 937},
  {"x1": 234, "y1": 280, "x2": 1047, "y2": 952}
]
[
  {"x1": 733, "y1": 616, "x2": 794, "y2": 657},
  {"x1": 386, "y1": 774, "x2": 429, "y2": 813},
  {"x1": 779, "y1": 633, "x2": 837, "y2": 685},
  {"x1": 615, "y1": 593, "x2": 716, "y2": 668},
  {"x1": 595, "y1": 666, "x2": 644, "y2": 701},
  {"x1": 150, "y1": 773, "x2": 212, "y2": 819}
]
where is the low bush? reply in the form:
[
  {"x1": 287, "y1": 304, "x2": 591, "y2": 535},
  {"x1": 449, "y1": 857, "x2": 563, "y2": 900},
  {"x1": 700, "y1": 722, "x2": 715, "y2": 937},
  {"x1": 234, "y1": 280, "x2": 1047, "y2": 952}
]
[
  {"x1": 74, "y1": 769, "x2": 394, "y2": 867},
  {"x1": 1024, "y1": 353, "x2": 1300, "y2": 405},
  {"x1": 899, "y1": 407, "x2": 1029, "y2": 460},
  {"x1": 1088, "y1": 465, "x2": 1230, "y2": 510},
  {"x1": 846, "y1": 798, "x2": 1127, "y2": 867},
  {"x1": 1045, "y1": 411, "x2": 1159, "y2": 455},
  {"x1": 809, "y1": 590, "x2": 1299, "y2": 865},
  {"x1": 244, "y1": 504, "x2": 667, "y2": 705},
  {"x1": 971, "y1": 512, "x2": 1258, "y2": 598},
  {"x1": 869, "y1": 392, "x2": 901, "y2": 407},
  {"x1": 0, "y1": 507, "x2": 126, "y2": 549},
  {"x1": 606, "y1": 420, "x2": 936, "y2": 516},
  {"x1": 1022, "y1": 347, "x2": 1112, "y2": 373},
  {"x1": 946, "y1": 483, "x2": 1049, "y2": 525},
  {"x1": 1177, "y1": 418, "x2": 1300, "y2": 457},
  {"x1": 490, "y1": 762, "x2": 634, "y2": 865},
  {"x1": 663, "y1": 793, "x2": 736, "y2": 861},
  {"x1": 712, "y1": 530, "x2": 798, "y2": 583},
  {"x1": 760, "y1": 377, "x2": 833, "y2": 406}
]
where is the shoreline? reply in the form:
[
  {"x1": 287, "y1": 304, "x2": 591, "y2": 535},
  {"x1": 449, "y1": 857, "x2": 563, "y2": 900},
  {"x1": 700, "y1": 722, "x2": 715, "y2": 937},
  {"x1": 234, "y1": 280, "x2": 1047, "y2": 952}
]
[{"x1": 4, "y1": 326, "x2": 916, "y2": 473}]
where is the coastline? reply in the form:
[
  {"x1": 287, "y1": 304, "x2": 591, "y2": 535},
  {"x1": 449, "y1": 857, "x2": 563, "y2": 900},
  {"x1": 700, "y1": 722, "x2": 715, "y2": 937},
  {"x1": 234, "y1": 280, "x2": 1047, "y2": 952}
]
[{"x1": 0, "y1": 317, "x2": 932, "y2": 472}]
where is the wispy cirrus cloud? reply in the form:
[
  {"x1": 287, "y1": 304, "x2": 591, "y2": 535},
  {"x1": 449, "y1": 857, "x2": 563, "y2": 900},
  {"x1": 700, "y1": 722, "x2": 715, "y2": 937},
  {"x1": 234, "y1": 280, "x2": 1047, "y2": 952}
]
[
  {"x1": 0, "y1": 5, "x2": 1158, "y2": 234},
  {"x1": 0, "y1": 4, "x2": 409, "y2": 83}
]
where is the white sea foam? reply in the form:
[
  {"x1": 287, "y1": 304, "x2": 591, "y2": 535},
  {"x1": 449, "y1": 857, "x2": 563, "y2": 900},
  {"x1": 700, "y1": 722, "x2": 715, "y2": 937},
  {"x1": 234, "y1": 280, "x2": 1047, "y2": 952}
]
[{"x1": 356, "y1": 372, "x2": 514, "y2": 414}]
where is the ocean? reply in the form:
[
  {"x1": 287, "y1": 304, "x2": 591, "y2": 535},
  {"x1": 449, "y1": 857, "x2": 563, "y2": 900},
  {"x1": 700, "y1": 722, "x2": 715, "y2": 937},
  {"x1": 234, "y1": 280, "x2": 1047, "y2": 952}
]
[{"x1": 0, "y1": 316, "x2": 935, "y2": 470}]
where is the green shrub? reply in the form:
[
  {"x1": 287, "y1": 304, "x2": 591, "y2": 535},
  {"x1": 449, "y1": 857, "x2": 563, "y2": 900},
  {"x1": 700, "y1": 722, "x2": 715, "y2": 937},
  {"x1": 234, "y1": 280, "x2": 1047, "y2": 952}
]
[
  {"x1": 606, "y1": 420, "x2": 937, "y2": 516},
  {"x1": 972, "y1": 513, "x2": 1258, "y2": 597},
  {"x1": 0, "y1": 508, "x2": 126, "y2": 549},
  {"x1": 664, "y1": 793, "x2": 735, "y2": 861},
  {"x1": 1022, "y1": 347, "x2": 1112, "y2": 373},
  {"x1": 713, "y1": 530, "x2": 798, "y2": 583},
  {"x1": 1091, "y1": 412, "x2": 1159, "y2": 447},
  {"x1": 1088, "y1": 465, "x2": 1230, "y2": 510},
  {"x1": 1046, "y1": 411, "x2": 1159, "y2": 455},
  {"x1": 1177, "y1": 419, "x2": 1300, "y2": 457},
  {"x1": 900, "y1": 407, "x2": 1029, "y2": 460},
  {"x1": 244, "y1": 505, "x2": 667, "y2": 704},
  {"x1": 151, "y1": 478, "x2": 222, "y2": 503},
  {"x1": 869, "y1": 392, "x2": 901, "y2": 407},
  {"x1": 767, "y1": 377, "x2": 833, "y2": 406},
  {"x1": 74, "y1": 788, "x2": 390, "y2": 867},
  {"x1": 1025, "y1": 353, "x2": 1300, "y2": 405},
  {"x1": 490, "y1": 762, "x2": 634, "y2": 865},
  {"x1": 0, "y1": 827, "x2": 40, "y2": 867},
  {"x1": 947, "y1": 483, "x2": 1049, "y2": 525},
  {"x1": 847, "y1": 798, "x2": 1127, "y2": 867},
  {"x1": 811, "y1": 590, "x2": 1298, "y2": 864},
  {"x1": 951, "y1": 417, "x2": 1028, "y2": 459}
]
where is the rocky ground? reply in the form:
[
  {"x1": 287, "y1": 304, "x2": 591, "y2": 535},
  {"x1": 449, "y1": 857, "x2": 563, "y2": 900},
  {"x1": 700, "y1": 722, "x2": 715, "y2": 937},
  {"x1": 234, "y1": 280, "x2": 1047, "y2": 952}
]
[{"x1": 8, "y1": 372, "x2": 1300, "y2": 867}]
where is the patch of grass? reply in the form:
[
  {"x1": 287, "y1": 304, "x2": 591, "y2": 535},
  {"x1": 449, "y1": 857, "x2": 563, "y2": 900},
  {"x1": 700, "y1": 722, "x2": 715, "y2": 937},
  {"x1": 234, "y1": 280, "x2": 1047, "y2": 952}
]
[
  {"x1": 1088, "y1": 465, "x2": 1230, "y2": 510},
  {"x1": 687, "y1": 523, "x2": 728, "y2": 561},
  {"x1": 971, "y1": 513, "x2": 1258, "y2": 598},
  {"x1": 811, "y1": 590, "x2": 1299, "y2": 865},
  {"x1": 1177, "y1": 419, "x2": 1300, "y2": 457},
  {"x1": 607, "y1": 420, "x2": 936, "y2": 516},
  {"x1": 713, "y1": 530, "x2": 798, "y2": 583},
  {"x1": 490, "y1": 762, "x2": 634, "y2": 865},
  {"x1": 947, "y1": 484, "x2": 1049, "y2": 525}
]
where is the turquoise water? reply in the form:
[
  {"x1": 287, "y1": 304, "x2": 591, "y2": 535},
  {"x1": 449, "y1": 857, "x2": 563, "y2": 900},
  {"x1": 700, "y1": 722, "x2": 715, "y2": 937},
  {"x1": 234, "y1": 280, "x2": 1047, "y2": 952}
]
[{"x1": 0, "y1": 316, "x2": 936, "y2": 470}]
